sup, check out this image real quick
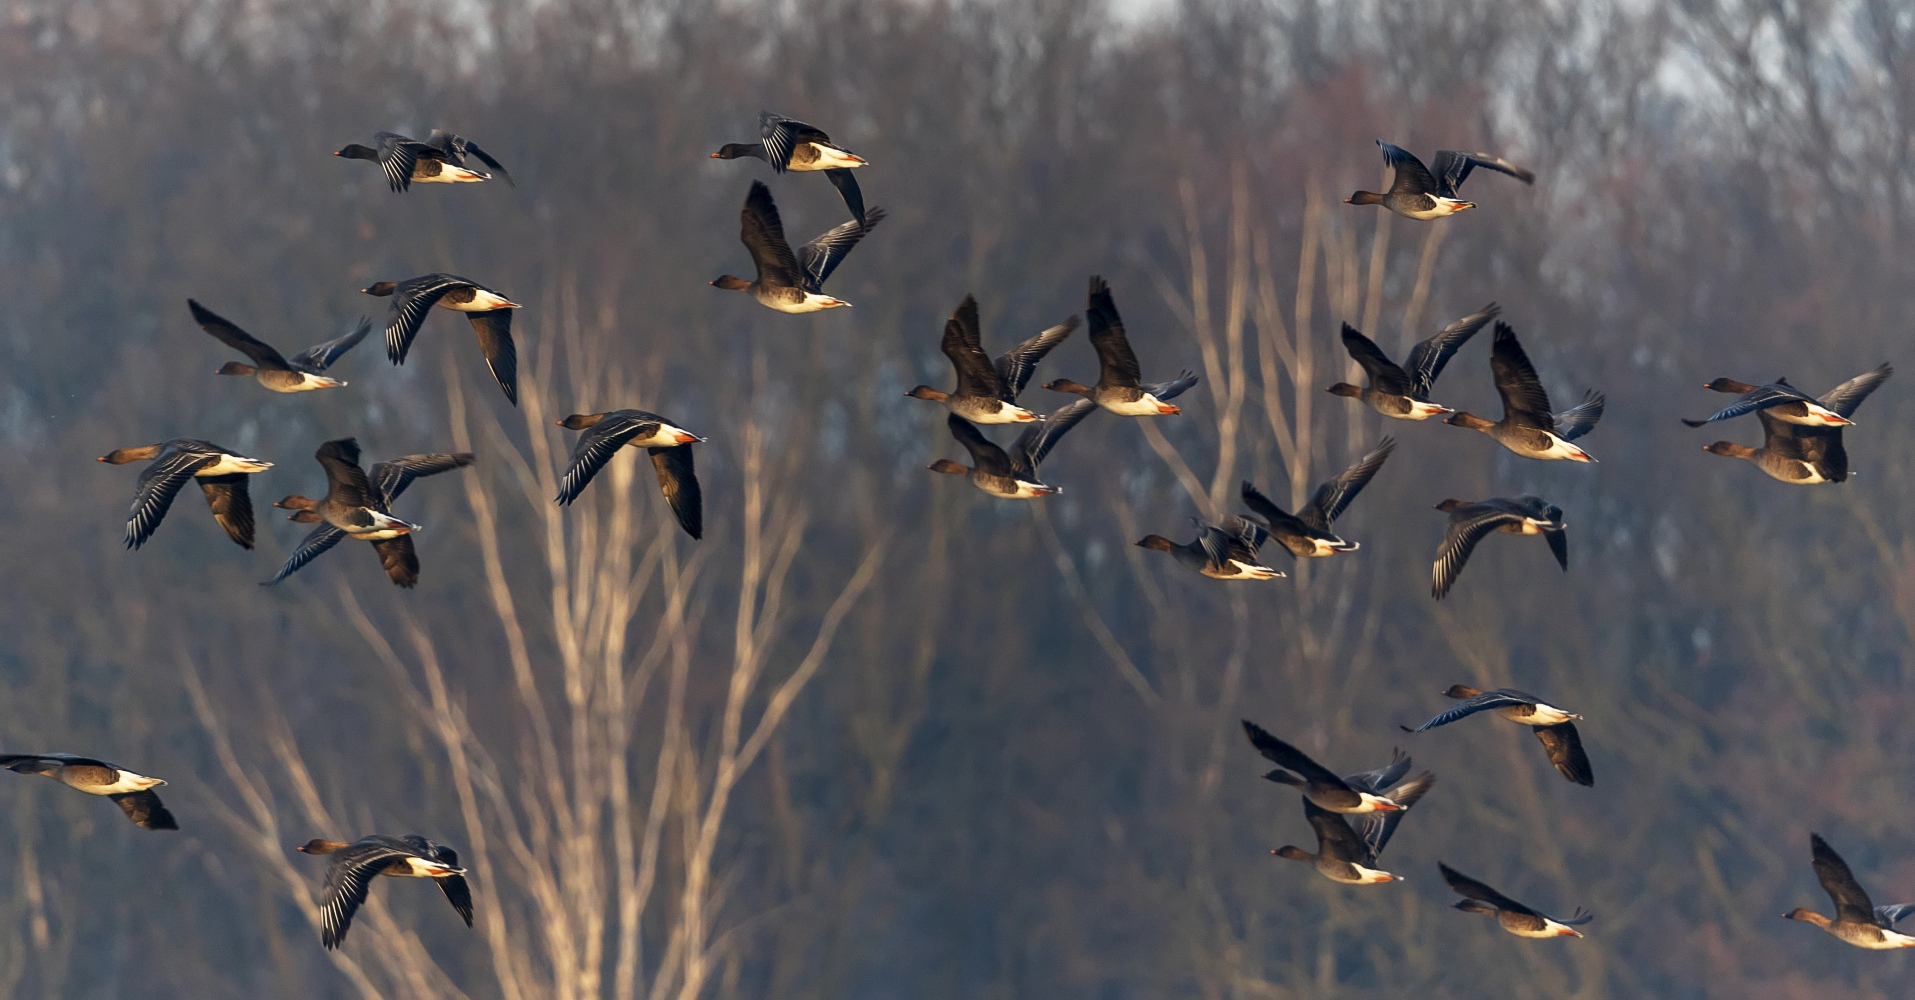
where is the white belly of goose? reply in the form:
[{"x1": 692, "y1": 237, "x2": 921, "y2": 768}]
[
  {"x1": 286, "y1": 373, "x2": 347, "y2": 391},
  {"x1": 90, "y1": 769, "x2": 165, "y2": 794},
  {"x1": 441, "y1": 289, "x2": 520, "y2": 311},
  {"x1": 413, "y1": 165, "x2": 487, "y2": 184},
  {"x1": 790, "y1": 144, "x2": 867, "y2": 170},
  {"x1": 769, "y1": 292, "x2": 850, "y2": 314},
  {"x1": 1401, "y1": 197, "x2": 1473, "y2": 220},
  {"x1": 1528, "y1": 433, "x2": 1594, "y2": 462},
  {"x1": 197, "y1": 454, "x2": 273, "y2": 475},
  {"x1": 1100, "y1": 393, "x2": 1179, "y2": 417},
  {"x1": 1402, "y1": 400, "x2": 1455, "y2": 420},
  {"x1": 629, "y1": 424, "x2": 703, "y2": 448}
]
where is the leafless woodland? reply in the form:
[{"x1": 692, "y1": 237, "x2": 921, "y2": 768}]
[{"x1": 3, "y1": 0, "x2": 1915, "y2": 996}]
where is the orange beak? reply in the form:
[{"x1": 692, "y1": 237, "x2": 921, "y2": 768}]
[
  {"x1": 673, "y1": 431, "x2": 700, "y2": 444},
  {"x1": 1157, "y1": 404, "x2": 1182, "y2": 415}
]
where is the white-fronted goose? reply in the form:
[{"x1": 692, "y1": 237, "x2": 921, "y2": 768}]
[
  {"x1": 1432, "y1": 496, "x2": 1567, "y2": 599},
  {"x1": 1240, "y1": 438, "x2": 1395, "y2": 557},
  {"x1": 1346, "y1": 140, "x2": 1534, "y2": 219},
  {"x1": 1137, "y1": 517, "x2": 1282, "y2": 580},
  {"x1": 1684, "y1": 363, "x2": 1891, "y2": 428},
  {"x1": 555, "y1": 410, "x2": 704, "y2": 539},
  {"x1": 364, "y1": 274, "x2": 520, "y2": 404},
  {"x1": 297, "y1": 835, "x2": 473, "y2": 949},
  {"x1": 1445, "y1": 322, "x2": 1602, "y2": 461},
  {"x1": 927, "y1": 402, "x2": 1095, "y2": 499},
  {"x1": 334, "y1": 130, "x2": 506, "y2": 191},
  {"x1": 99, "y1": 439, "x2": 272, "y2": 550},
  {"x1": 1327, "y1": 305, "x2": 1499, "y2": 418},
  {"x1": 1043, "y1": 276, "x2": 1197, "y2": 415},
  {"x1": 711, "y1": 112, "x2": 868, "y2": 225},
  {"x1": 1784, "y1": 833, "x2": 1915, "y2": 949},
  {"x1": 711, "y1": 181, "x2": 886, "y2": 313},
  {"x1": 269, "y1": 446, "x2": 474, "y2": 589},
  {"x1": 1240, "y1": 721, "x2": 1405, "y2": 813},
  {"x1": 906, "y1": 295, "x2": 1078, "y2": 424},
  {"x1": 0, "y1": 753, "x2": 176, "y2": 830},
  {"x1": 1270, "y1": 753, "x2": 1435, "y2": 885},
  {"x1": 1441, "y1": 862, "x2": 1592, "y2": 938},
  {"x1": 1402, "y1": 685, "x2": 1592, "y2": 786},
  {"x1": 191, "y1": 299, "x2": 368, "y2": 393}
]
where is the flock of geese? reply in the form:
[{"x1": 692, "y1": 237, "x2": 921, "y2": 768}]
[{"x1": 3, "y1": 121, "x2": 1906, "y2": 959}]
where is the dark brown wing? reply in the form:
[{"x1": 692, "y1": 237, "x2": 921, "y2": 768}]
[
  {"x1": 1239, "y1": 720, "x2": 1349, "y2": 790},
  {"x1": 647, "y1": 445, "x2": 703, "y2": 541},
  {"x1": 188, "y1": 299, "x2": 290, "y2": 369},
  {"x1": 373, "y1": 536, "x2": 419, "y2": 588},
  {"x1": 316, "y1": 438, "x2": 379, "y2": 510},
  {"x1": 1378, "y1": 141, "x2": 1440, "y2": 196},
  {"x1": 1532, "y1": 723, "x2": 1593, "y2": 786},
  {"x1": 947, "y1": 415, "x2": 1013, "y2": 478},
  {"x1": 1339, "y1": 324, "x2": 1413, "y2": 395},
  {"x1": 740, "y1": 181, "x2": 803, "y2": 288},
  {"x1": 1086, "y1": 276, "x2": 1142, "y2": 389},
  {"x1": 110, "y1": 790, "x2": 178, "y2": 830},
  {"x1": 198, "y1": 474, "x2": 255, "y2": 549},
  {"x1": 1439, "y1": 862, "x2": 1542, "y2": 916},
  {"x1": 1301, "y1": 437, "x2": 1394, "y2": 531},
  {"x1": 466, "y1": 309, "x2": 518, "y2": 405},
  {"x1": 1487, "y1": 322, "x2": 1554, "y2": 425},
  {"x1": 940, "y1": 296, "x2": 1004, "y2": 399},
  {"x1": 1304, "y1": 801, "x2": 1374, "y2": 865},
  {"x1": 1812, "y1": 833, "x2": 1882, "y2": 925}
]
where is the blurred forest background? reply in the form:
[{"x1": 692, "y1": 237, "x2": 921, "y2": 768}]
[{"x1": 2, "y1": 0, "x2": 1914, "y2": 997}]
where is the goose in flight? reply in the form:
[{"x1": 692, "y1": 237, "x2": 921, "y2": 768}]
[
  {"x1": 1783, "y1": 833, "x2": 1915, "y2": 949},
  {"x1": 711, "y1": 112, "x2": 868, "y2": 225},
  {"x1": 1326, "y1": 305, "x2": 1498, "y2": 419},
  {"x1": 555, "y1": 410, "x2": 705, "y2": 540},
  {"x1": 297, "y1": 835, "x2": 473, "y2": 949},
  {"x1": 1043, "y1": 276, "x2": 1197, "y2": 415},
  {"x1": 1431, "y1": 496, "x2": 1568, "y2": 600},
  {"x1": 1240, "y1": 438, "x2": 1394, "y2": 558},
  {"x1": 907, "y1": 294, "x2": 1078, "y2": 424},
  {"x1": 1346, "y1": 140, "x2": 1534, "y2": 219},
  {"x1": 191, "y1": 300, "x2": 369, "y2": 392},
  {"x1": 0, "y1": 753, "x2": 177, "y2": 830},
  {"x1": 334, "y1": 130, "x2": 510, "y2": 191},
  {"x1": 99, "y1": 439, "x2": 272, "y2": 550},
  {"x1": 1401, "y1": 685, "x2": 1591, "y2": 786},
  {"x1": 363, "y1": 274, "x2": 521, "y2": 404},
  {"x1": 269, "y1": 443, "x2": 475, "y2": 589},
  {"x1": 1441, "y1": 862, "x2": 1592, "y2": 938},
  {"x1": 1445, "y1": 322, "x2": 1603, "y2": 462},
  {"x1": 711, "y1": 181, "x2": 886, "y2": 313}
]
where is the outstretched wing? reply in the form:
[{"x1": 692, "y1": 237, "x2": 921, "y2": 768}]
[
  {"x1": 437, "y1": 874, "x2": 476, "y2": 927},
  {"x1": 1239, "y1": 481, "x2": 1312, "y2": 538},
  {"x1": 946, "y1": 414, "x2": 1013, "y2": 478},
  {"x1": 1532, "y1": 723, "x2": 1593, "y2": 786},
  {"x1": 1811, "y1": 833, "x2": 1882, "y2": 926},
  {"x1": 1551, "y1": 391, "x2": 1605, "y2": 441},
  {"x1": 466, "y1": 309, "x2": 519, "y2": 405},
  {"x1": 940, "y1": 296, "x2": 1004, "y2": 400},
  {"x1": 1433, "y1": 504, "x2": 1523, "y2": 599},
  {"x1": 556, "y1": 415, "x2": 653, "y2": 506},
  {"x1": 290, "y1": 316, "x2": 373, "y2": 372},
  {"x1": 1142, "y1": 370, "x2": 1201, "y2": 400},
  {"x1": 740, "y1": 181, "x2": 804, "y2": 289},
  {"x1": 1378, "y1": 141, "x2": 1440, "y2": 196},
  {"x1": 1340, "y1": 324, "x2": 1414, "y2": 396},
  {"x1": 375, "y1": 132, "x2": 432, "y2": 192},
  {"x1": 759, "y1": 112, "x2": 831, "y2": 173},
  {"x1": 1681, "y1": 381, "x2": 1816, "y2": 427},
  {"x1": 429, "y1": 129, "x2": 513, "y2": 186},
  {"x1": 1818, "y1": 363, "x2": 1892, "y2": 418},
  {"x1": 1239, "y1": 720, "x2": 1346, "y2": 789},
  {"x1": 1430, "y1": 149, "x2": 1535, "y2": 197},
  {"x1": 1406, "y1": 303, "x2": 1498, "y2": 397},
  {"x1": 1348, "y1": 771, "x2": 1434, "y2": 859},
  {"x1": 647, "y1": 446, "x2": 703, "y2": 541},
  {"x1": 1487, "y1": 322, "x2": 1554, "y2": 424},
  {"x1": 188, "y1": 299, "x2": 290, "y2": 369},
  {"x1": 1009, "y1": 398, "x2": 1096, "y2": 479},
  {"x1": 1086, "y1": 276, "x2": 1143, "y2": 389},
  {"x1": 126, "y1": 449, "x2": 215, "y2": 549},
  {"x1": 994, "y1": 316, "x2": 1079, "y2": 401},
  {"x1": 1304, "y1": 802, "x2": 1374, "y2": 865},
  {"x1": 1439, "y1": 862, "x2": 1542, "y2": 916},
  {"x1": 1301, "y1": 437, "x2": 1394, "y2": 530},
  {"x1": 797, "y1": 208, "x2": 886, "y2": 290},
  {"x1": 263, "y1": 524, "x2": 348, "y2": 586},
  {"x1": 198, "y1": 474, "x2": 256, "y2": 549},
  {"x1": 1404, "y1": 689, "x2": 1534, "y2": 732},
  {"x1": 383, "y1": 274, "x2": 472, "y2": 365},
  {"x1": 318, "y1": 841, "x2": 411, "y2": 949},
  {"x1": 371, "y1": 454, "x2": 476, "y2": 505},
  {"x1": 824, "y1": 168, "x2": 866, "y2": 227},
  {"x1": 110, "y1": 790, "x2": 178, "y2": 830}
]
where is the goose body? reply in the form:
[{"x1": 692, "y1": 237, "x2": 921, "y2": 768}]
[
  {"x1": 1241, "y1": 721, "x2": 1406, "y2": 813},
  {"x1": 1269, "y1": 753, "x2": 1434, "y2": 885},
  {"x1": 1441, "y1": 863, "x2": 1592, "y2": 938},
  {"x1": 1240, "y1": 438, "x2": 1394, "y2": 558},
  {"x1": 334, "y1": 130, "x2": 509, "y2": 191},
  {"x1": 1347, "y1": 141, "x2": 1534, "y2": 220},
  {"x1": 99, "y1": 439, "x2": 272, "y2": 549},
  {"x1": 1696, "y1": 365, "x2": 1889, "y2": 484},
  {"x1": 555, "y1": 410, "x2": 705, "y2": 539},
  {"x1": 907, "y1": 295, "x2": 1077, "y2": 424},
  {"x1": 1684, "y1": 364, "x2": 1890, "y2": 428},
  {"x1": 712, "y1": 181, "x2": 885, "y2": 312},
  {"x1": 1445, "y1": 322, "x2": 1601, "y2": 462},
  {"x1": 0, "y1": 753, "x2": 177, "y2": 830},
  {"x1": 268, "y1": 441, "x2": 474, "y2": 589},
  {"x1": 1327, "y1": 305, "x2": 1497, "y2": 419},
  {"x1": 297, "y1": 835, "x2": 473, "y2": 949},
  {"x1": 1403, "y1": 685, "x2": 1592, "y2": 786},
  {"x1": 1138, "y1": 518, "x2": 1283, "y2": 580},
  {"x1": 192, "y1": 300, "x2": 369, "y2": 392},
  {"x1": 1431, "y1": 495, "x2": 1568, "y2": 600},
  {"x1": 1043, "y1": 276, "x2": 1197, "y2": 416},
  {"x1": 711, "y1": 112, "x2": 868, "y2": 225},
  {"x1": 927, "y1": 403, "x2": 1094, "y2": 499},
  {"x1": 1784, "y1": 833, "x2": 1915, "y2": 949},
  {"x1": 364, "y1": 274, "x2": 521, "y2": 404}
]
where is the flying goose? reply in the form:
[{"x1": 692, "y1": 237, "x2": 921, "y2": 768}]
[
  {"x1": 1402, "y1": 685, "x2": 1592, "y2": 786},
  {"x1": 1431, "y1": 496, "x2": 1568, "y2": 599},
  {"x1": 99, "y1": 439, "x2": 272, "y2": 549},
  {"x1": 297, "y1": 835, "x2": 473, "y2": 949},
  {"x1": 555, "y1": 410, "x2": 705, "y2": 540},
  {"x1": 1137, "y1": 517, "x2": 1282, "y2": 580},
  {"x1": 906, "y1": 295, "x2": 1078, "y2": 423},
  {"x1": 711, "y1": 112, "x2": 868, "y2": 225},
  {"x1": 1441, "y1": 862, "x2": 1592, "y2": 938},
  {"x1": 1445, "y1": 323, "x2": 1602, "y2": 461},
  {"x1": 927, "y1": 402, "x2": 1095, "y2": 499},
  {"x1": 1240, "y1": 721, "x2": 1405, "y2": 813},
  {"x1": 1327, "y1": 305, "x2": 1499, "y2": 419},
  {"x1": 0, "y1": 753, "x2": 176, "y2": 830},
  {"x1": 334, "y1": 130, "x2": 508, "y2": 191},
  {"x1": 1240, "y1": 438, "x2": 1395, "y2": 557},
  {"x1": 191, "y1": 300, "x2": 369, "y2": 392},
  {"x1": 1684, "y1": 363, "x2": 1891, "y2": 428},
  {"x1": 1346, "y1": 140, "x2": 1535, "y2": 219},
  {"x1": 363, "y1": 274, "x2": 520, "y2": 404},
  {"x1": 1043, "y1": 276, "x2": 1197, "y2": 415},
  {"x1": 711, "y1": 181, "x2": 886, "y2": 313},
  {"x1": 1270, "y1": 754, "x2": 1435, "y2": 885},
  {"x1": 1695, "y1": 365, "x2": 1890, "y2": 484},
  {"x1": 269, "y1": 445, "x2": 475, "y2": 589},
  {"x1": 1784, "y1": 833, "x2": 1915, "y2": 949}
]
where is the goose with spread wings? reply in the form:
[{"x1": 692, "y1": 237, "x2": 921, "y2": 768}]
[
  {"x1": 1240, "y1": 721, "x2": 1407, "y2": 812},
  {"x1": 1136, "y1": 516, "x2": 1283, "y2": 580},
  {"x1": 190, "y1": 300, "x2": 369, "y2": 392},
  {"x1": 927, "y1": 403, "x2": 1095, "y2": 499},
  {"x1": 1684, "y1": 363, "x2": 1891, "y2": 428},
  {"x1": 1327, "y1": 305, "x2": 1498, "y2": 419},
  {"x1": 363, "y1": 274, "x2": 521, "y2": 405},
  {"x1": 711, "y1": 112, "x2": 868, "y2": 225},
  {"x1": 1269, "y1": 753, "x2": 1434, "y2": 884},
  {"x1": 297, "y1": 835, "x2": 473, "y2": 950},
  {"x1": 711, "y1": 181, "x2": 886, "y2": 313},
  {"x1": 1784, "y1": 833, "x2": 1915, "y2": 949},
  {"x1": 1240, "y1": 438, "x2": 1394, "y2": 557},
  {"x1": 1445, "y1": 322, "x2": 1602, "y2": 461},
  {"x1": 907, "y1": 294, "x2": 1078, "y2": 423},
  {"x1": 1043, "y1": 276, "x2": 1197, "y2": 415},
  {"x1": 1402, "y1": 685, "x2": 1591, "y2": 786},
  {"x1": 1431, "y1": 495, "x2": 1568, "y2": 599},
  {"x1": 1441, "y1": 863, "x2": 1593, "y2": 938},
  {"x1": 1, "y1": 753, "x2": 177, "y2": 830},
  {"x1": 268, "y1": 440, "x2": 474, "y2": 589},
  {"x1": 99, "y1": 439, "x2": 272, "y2": 550},
  {"x1": 1695, "y1": 365, "x2": 1889, "y2": 484},
  {"x1": 1347, "y1": 140, "x2": 1534, "y2": 219},
  {"x1": 334, "y1": 130, "x2": 508, "y2": 191},
  {"x1": 554, "y1": 410, "x2": 705, "y2": 540}
]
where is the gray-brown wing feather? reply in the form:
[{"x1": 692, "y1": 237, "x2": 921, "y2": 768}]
[
  {"x1": 1812, "y1": 834, "x2": 1881, "y2": 925},
  {"x1": 1532, "y1": 723, "x2": 1593, "y2": 786},
  {"x1": 126, "y1": 449, "x2": 216, "y2": 549},
  {"x1": 556, "y1": 414, "x2": 656, "y2": 505},
  {"x1": 797, "y1": 208, "x2": 885, "y2": 290},
  {"x1": 1433, "y1": 504, "x2": 1523, "y2": 599},
  {"x1": 1439, "y1": 863, "x2": 1541, "y2": 916},
  {"x1": 648, "y1": 446, "x2": 702, "y2": 540},
  {"x1": 1085, "y1": 276, "x2": 1143, "y2": 389},
  {"x1": 1302, "y1": 438, "x2": 1394, "y2": 530},
  {"x1": 1818, "y1": 363, "x2": 1892, "y2": 418},
  {"x1": 994, "y1": 316, "x2": 1078, "y2": 401},
  {"x1": 466, "y1": 309, "x2": 518, "y2": 405},
  {"x1": 384, "y1": 274, "x2": 473, "y2": 365},
  {"x1": 197, "y1": 474, "x2": 255, "y2": 549},
  {"x1": 1488, "y1": 322, "x2": 1555, "y2": 424},
  {"x1": 1405, "y1": 304, "x2": 1497, "y2": 397},
  {"x1": 290, "y1": 316, "x2": 372, "y2": 372},
  {"x1": 1340, "y1": 324, "x2": 1413, "y2": 395},
  {"x1": 940, "y1": 296, "x2": 1004, "y2": 400},
  {"x1": 110, "y1": 790, "x2": 178, "y2": 830},
  {"x1": 1240, "y1": 721, "x2": 1347, "y2": 789},
  {"x1": 188, "y1": 300, "x2": 290, "y2": 369}
]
